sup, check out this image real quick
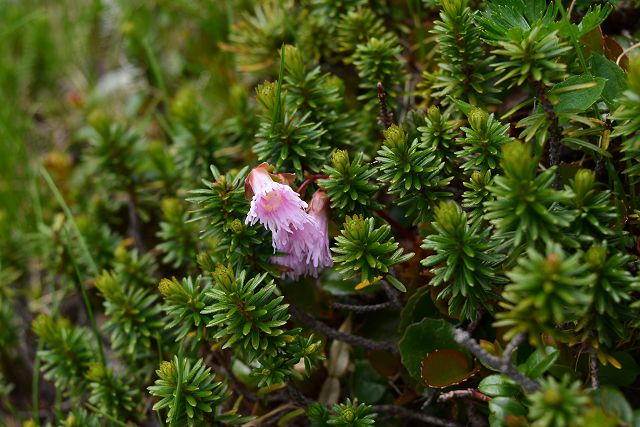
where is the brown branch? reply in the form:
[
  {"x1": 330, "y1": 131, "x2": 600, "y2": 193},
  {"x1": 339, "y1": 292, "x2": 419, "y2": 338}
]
[
  {"x1": 589, "y1": 346, "x2": 600, "y2": 389},
  {"x1": 503, "y1": 332, "x2": 526, "y2": 359},
  {"x1": 454, "y1": 329, "x2": 540, "y2": 393},
  {"x1": 283, "y1": 383, "x2": 462, "y2": 427},
  {"x1": 437, "y1": 388, "x2": 491, "y2": 403},
  {"x1": 372, "y1": 404, "x2": 463, "y2": 427},
  {"x1": 466, "y1": 308, "x2": 484, "y2": 333},
  {"x1": 297, "y1": 174, "x2": 329, "y2": 196},
  {"x1": 288, "y1": 303, "x2": 399, "y2": 354},
  {"x1": 332, "y1": 301, "x2": 394, "y2": 313},
  {"x1": 536, "y1": 84, "x2": 562, "y2": 189},
  {"x1": 381, "y1": 279, "x2": 403, "y2": 308},
  {"x1": 467, "y1": 403, "x2": 489, "y2": 427},
  {"x1": 287, "y1": 383, "x2": 312, "y2": 407},
  {"x1": 377, "y1": 82, "x2": 394, "y2": 129}
]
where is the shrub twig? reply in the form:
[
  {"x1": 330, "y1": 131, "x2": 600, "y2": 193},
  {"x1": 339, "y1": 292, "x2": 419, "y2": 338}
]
[
  {"x1": 372, "y1": 404, "x2": 463, "y2": 427},
  {"x1": 377, "y1": 82, "x2": 394, "y2": 129},
  {"x1": 437, "y1": 388, "x2": 491, "y2": 403},
  {"x1": 454, "y1": 329, "x2": 540, "y2": 393},
  {"x1": 332, "y1": 301, "x2": 394, "y2": 313},
  {"x1": 288, "y1": 303, "x2": 399, "y2": 354}
]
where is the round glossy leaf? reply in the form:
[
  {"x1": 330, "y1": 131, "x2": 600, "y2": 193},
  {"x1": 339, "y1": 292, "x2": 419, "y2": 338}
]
[
  {"x1": 522, "y1": 346, "x2": 559, "y2": 378},
  {"x1": 420, "y1": 349, "x2": 480, "y2": 388},
  {"x1": 399, "y1": 318, "x2": 468, "y2": 383},
  {"x1": 399, "y1": 286, "x2": 438, "y2": 332},
  {"x1": 478, "y1": 374, "x2": 521, "y2": 398},
  {"x1": 489, "y1": 397, "x2": 527, "y2": 427},
  {"x1": 592, "y1": 386, "x2": 633, "y2": 424},
  {"x1": 368, "y1": 349, "x2": 401, "y2": 378},
  {"x1": 351, "y1": 360, "x2": 387, "y2": 404}
]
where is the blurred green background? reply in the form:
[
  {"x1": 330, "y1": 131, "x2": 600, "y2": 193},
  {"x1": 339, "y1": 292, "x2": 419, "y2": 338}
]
[{"x1": 0, "y1": 0, "x2": 254, "y2": 259}]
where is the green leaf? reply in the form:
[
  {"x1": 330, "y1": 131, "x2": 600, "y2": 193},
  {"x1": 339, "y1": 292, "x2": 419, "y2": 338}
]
[
  {"x1": 478, "y1": 374, "x2": 521, "y2": 397},
  {"x1": 489, "y1": 397, "x2": 527, "y2": 427},
  {"x1": 386, "y1": 275, "x2": 406, "y2": 292},
  {"x1": 351, "y1": 360, "x2": 387, "y2": 403},
  {"x1": 592, "y1": 387, "x2": 633, "y2": 425},
  {"x1": 277, "y1": 408, "x2": 306, "y2": 426},
  {"x1": 599, "y1": 352, "x2": 640, "y2": 387},
  {"x1": 577, "y1": 5, "x2": 612, "y2": 37},
  {"x1": 562, "y1": 137, "x2": 612, "y2": 157},
  {"x1": 398, "y1": 318, "x2": 468, "y2": 384},
  {"x1": 589, "y1": 54, "x2": 626, "y2": 108},
  {"x1": 522, "y1": 346, "x2": 559, "y2": 378},
  {"x1": 449, "y1": 97, "x2": 474, "y2": 115},
  {"x1": 399, "y1": 286, "x2": 438, "y2": 332},
  {"x1": 548, "y1": 75, "x2": 606, "y2": 112}
]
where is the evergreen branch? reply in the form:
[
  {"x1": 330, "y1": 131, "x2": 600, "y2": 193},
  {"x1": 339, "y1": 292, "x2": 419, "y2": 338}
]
[
  {"x1": 126, "y1": 186, "x2": 145, "y2": 252},
  {"x1": 85, "y1": 403, "x2": 129, "y2": 427},
  {"x1": 287, "y1": 303, "x2": 399, "y2": 354},
  {"x1": 555, "y1": 0, "x2": 588, "y2": 74},
  {"x1": 39, "y1": 166, "x2": 98, "y2": 275},
  {"x1": 453, "y1": 329, "x2": 540, "y2": 393},
  {"x1": 62, "y1": 228, "x2": 107, "y2": 370}
]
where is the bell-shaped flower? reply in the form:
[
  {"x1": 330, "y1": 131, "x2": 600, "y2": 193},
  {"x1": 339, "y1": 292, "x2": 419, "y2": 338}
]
[
  {"x1": 272, "y1": 190, "x2": 333, "y2": 279},
  {"x1": 244, "y1": 163, "x2": 313, "y2": 241}
]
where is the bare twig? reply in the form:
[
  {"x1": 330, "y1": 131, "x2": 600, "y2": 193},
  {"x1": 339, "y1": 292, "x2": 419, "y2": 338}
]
[
  {"x1": 377, "y1": 82, "x2": 394, "y2": 129},
  {"x1": 536, "y1": 84, "x2": 562, "y2": 189},
  {"x1": 466, "y1": 308, "x2": 484, "y2": 333},
  {"x1": 567, "y1": 0, "x2": 577, "y2": 17},
  {"x1": 332, "y1": 301, "x2": 394, "y2": 313},
  {"x1": 589, "y1": 346, "x2": 600, "y2": 390},
  {"x1": 284, "y1": 382, "x2": 461, "y2": 427},
  {"x1": 288, "y1": 303, "x2": 399, "y2": 354},
  {"x1": 503, "y1": 333, "x2": 526, "y2": 359},
  {"x1": 243, "y1": 403, "x2": 297, "y2": 427},
  {"x1": 617, "y1": 40, "x2": 640, "y2": 66},
  {"x1": 467, "y1": 403, "x2": 489, "y2": 427},
  {"x1": 287, "y1": 383, "x2": 313, "y2": 407},
  {"x1": 381, "y1": 280, "x2": 403, "y2": 308},
  {"x1": 454, "y1": 329, "x2": 540, "y2": 393},
  {"x1": 437, "y1": 388, "x2": 491, "y2": 403},
  {"x1": 372, "y1": 404, "x2": 463, "y2": 427},
  {"x1": 297, "y1": 174, "x2": 329, "y2": 196}
]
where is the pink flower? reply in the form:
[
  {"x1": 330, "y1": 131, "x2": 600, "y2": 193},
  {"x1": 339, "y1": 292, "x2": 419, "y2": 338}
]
[
  {"x1": 245, "y1": 164, "x2": 314, "y2": 241},
  {"x1": 272, "y1": 191, "x2": 333, "y2": 279}
]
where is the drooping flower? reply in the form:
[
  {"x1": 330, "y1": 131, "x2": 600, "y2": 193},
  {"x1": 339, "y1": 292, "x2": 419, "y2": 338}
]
[
  {"x1": 272, "y1": 190, "x2": 333, "y2": 279},
  {"x1": 245, "y1": 163, "x2": 314, "y2": 241}
]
